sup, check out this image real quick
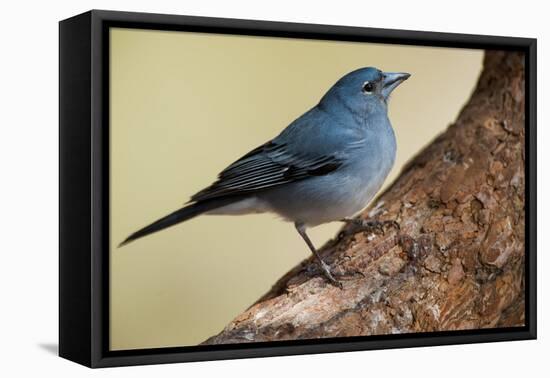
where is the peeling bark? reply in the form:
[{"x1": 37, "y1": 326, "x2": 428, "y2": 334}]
[{"x1": 204, "y1": 51, "x2": 525, "y2": 345}]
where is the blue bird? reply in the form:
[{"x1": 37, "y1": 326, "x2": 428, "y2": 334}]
[{"x1": 120, "y1": 67, "x2": 410, "y2": 287}]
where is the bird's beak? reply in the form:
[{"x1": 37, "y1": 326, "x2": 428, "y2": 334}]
[{"x1": 381, "y1": 72, "x2": 411, "y2": 98}]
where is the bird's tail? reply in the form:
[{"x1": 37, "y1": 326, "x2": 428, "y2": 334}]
[{"x1": 118, "y1": 197, "x2": 237, "y2": 247}]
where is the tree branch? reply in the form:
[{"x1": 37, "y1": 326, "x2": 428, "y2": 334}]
[{"x1": 204, "y1": 51, "x2": 526, "y2": 344}]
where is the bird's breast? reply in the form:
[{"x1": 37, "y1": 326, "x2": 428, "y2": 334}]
[{"x1": 344, "y1": 123, "x2": 396, "y2": 210}]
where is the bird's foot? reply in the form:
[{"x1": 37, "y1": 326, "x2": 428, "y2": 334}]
[
  {"x1": 340, "y1": 218, "x2": 400, "y2": 238},
  {"x1": 318, "y1": 260, "x2": 343, "y2": 289},
  {"x1": 305, "y1": 260, "x2": 364, "y2": 289}
]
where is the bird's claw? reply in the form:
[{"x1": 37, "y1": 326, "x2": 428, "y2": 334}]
[
  {"x1": 319, "y1": 260, "x2": 343, "y2": 289},
  {"x1": 305, "y1": 260, "x2": 366, "y2": 289}
]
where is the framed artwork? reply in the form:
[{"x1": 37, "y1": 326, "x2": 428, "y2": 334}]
[{"x1": 59, "y1": 10, "x2": 536, "y2": 368}]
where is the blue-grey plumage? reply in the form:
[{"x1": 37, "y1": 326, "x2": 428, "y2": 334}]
[
  {"x1": 210, "y1": 68, "x2": 405, "y2": 225},
  {"x1": 120, "y1": 67, "x2": 410, "y2": 286}
]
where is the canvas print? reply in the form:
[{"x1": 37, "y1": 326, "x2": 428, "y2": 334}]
[{"x1": 109, "y1": 28, "x2": 526, "y2": 350}]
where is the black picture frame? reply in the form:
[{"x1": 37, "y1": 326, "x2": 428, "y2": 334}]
[{"x1": 59, "y1": 9, "x2": 537, "y2": 368}]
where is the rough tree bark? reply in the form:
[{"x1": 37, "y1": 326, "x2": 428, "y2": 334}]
[{"x1": 205, "y1": 50, "x2": 525, "y2": 344}]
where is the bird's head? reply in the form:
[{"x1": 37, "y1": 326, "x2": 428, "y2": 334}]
[{"x1": 319, "y1": 67, "x2": 410, "y2": 112}]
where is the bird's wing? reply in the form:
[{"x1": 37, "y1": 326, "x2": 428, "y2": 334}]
[{"x1": 189, "y1": 140, "x2": 343, "y2": 203}]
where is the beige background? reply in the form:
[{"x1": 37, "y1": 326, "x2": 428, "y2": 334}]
[{"x1": 110, "y1": 27, "x2": 483, "y2": 350}]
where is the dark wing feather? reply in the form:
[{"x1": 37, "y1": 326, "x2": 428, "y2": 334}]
[{"x1": 189, "y1": 141, "x2": 342, "y2": 202}]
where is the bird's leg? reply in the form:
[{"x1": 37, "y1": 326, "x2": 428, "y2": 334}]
[
  {"x1": 340, "y1": 217, "x2": 399, "y2": 237},
  {"x1": 295, "y1": 222, "x2": 343, "y2": 289}
]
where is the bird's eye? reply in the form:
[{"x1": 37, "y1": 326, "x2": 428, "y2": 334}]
[{"x1": 362, "y1": 81, "x2": 375, "y2": 93}]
